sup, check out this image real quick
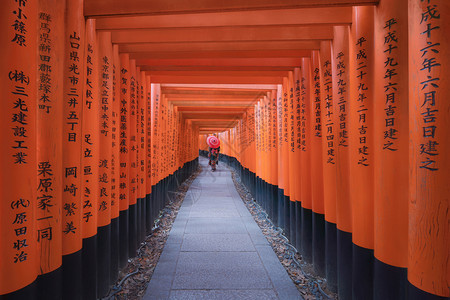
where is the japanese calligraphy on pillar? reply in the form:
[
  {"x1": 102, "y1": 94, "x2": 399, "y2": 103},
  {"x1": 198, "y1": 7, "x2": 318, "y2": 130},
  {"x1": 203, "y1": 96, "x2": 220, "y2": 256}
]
[
  {"x1": 355, "y1": 35, "x2": 370, "y2": 166},
  {"x1": 263, "y1": 101, "x2": 267, "y2": 155},
  {"x1": 10, "y1": 72, "x2": 31, "y2": 161},
  {"x1": 36, "y1": 159, "x2": 54, "y2": 251},
  {"x1": 335, "y1": 51, "x2": 348, "y2": 147},
  {"x1": 146, "y1": 80, "x2": 152, "y2": 189},
  {"x1": 417, "y1": 1, "x2": 441, "y2": 171},
  {"x1": 240, "y1": 119, "x2": 245, "y2": 158},
  {"x1": 248, "y1": 108, "x2": 255, "y2": 145},
  {"x1": 66, "y1": 32, "x2": 81, "y2": 144},
  {"x1": 168, "y1": 105, "x2": 172, "y2": 170},
  {"x1": 295, "y1": 75, "x2": 302, "y2": 151},
  {"x1": 240, "y1": 119, "x2": 245, "y2": 156},
  {"x1": 323, "y1": 59, "x2": 335, "y2": 164},
  {"x1": 129, "y1": 73, "x2": 137, "y2": 196},
  {"x1": 283, "y1": 89, "x2": 289, "y2": 145},
  {"x1": 167, "y1": 105, "x2": 172, "y2": 171},
  {"x1": 152, "y1": 90, "x2": 159, "y2": 181},
  {"x1": 38, "y1": 13, "x2": 52, "y2": 113},
  {"x1": 36, "y1": 3, "x2": 64, "y2": 274},
  {"x1": 313, "y1": 68, "x2": 322, "y2": 138},
  {"x1": 160, "y1": 100, "x2": 165, "y2": 177},
  {"x1": 256, "y1": 104, "x2": 260, "y2": 154},
  {"x1": 111, "y1": 61, "x2": 117, "y2": 208},
  {"x1": 101, "y1": 57, "x2": 111, "y2": 138},
  {"x1": 99, "y1": 55, "x2": 111, "y2": 216},
  {"x1": 10, "y1": 0, "x2": 28, "y2": 47},
  {"x1": 382, "y1": 18, "x2": 399, "y2": 153},
  {"x1": 6, "y1": 0, "x2": 35, "y2": 270},
  {"x1": 165, "y1": 102, "x2": 169, "y2": 174},
  {"x1": 300, "y1": 75, "x2": 307, "y2": 151},
  {"x1": 135, "y1": 74, "x2": 141, "y2": 195},
  {"x1": 243, "y1": 114, "x2": 247, "y2": 154},
  {"x1": 119, "y1": 63, "x2": 129, "y2": 209},
  {"x1": 81, "y1": 40, "x2": 97, "y2": 228},
  {"x1": 9, "y1": 1, "x2": 35, "y2": 262},
  {"x1": 278, "y1": 90, "x2": 283, "y2": 148},
  {"x1": 290, "y1": 84, "x2": 295, "y2": 152},
  {"x1": 9, "y1": 69, "x2": 31, "y2": 165},
  {"x1": 35, "y1": 1, "x2": 64, "y2": 274},
  {"x1": 63, "y1": 31, "x2": 82, "y2": 240},
  {"x1": 139, "y1": 79, "x2": 145, "y2": 187},
  {"x1": 239, "y1": 115, "x2": 244, "y2": 155},
  {"x1": 10, "y1": 198, "x2": 31, "y2": 265},
  {"x1": 272, "y1": 93, "x2": 277, "y2": 149}
]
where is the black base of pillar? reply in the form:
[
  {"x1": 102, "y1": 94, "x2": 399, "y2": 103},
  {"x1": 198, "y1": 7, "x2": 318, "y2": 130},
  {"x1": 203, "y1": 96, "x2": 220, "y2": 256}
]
[
  {"x1": 301, "y1": 207, "x2": 313, "y2": 263},
  {"x1": 82, "y1": 235, "x2": 97, "y2": 300},
  {"x1": 35, "y1": 267, "x2": 63, "y2": 300},
  {"x1": 266, "y1": 181, "x2": 273, "y2": 221},
  {"x1": 262, "y1": 179, "x2": 266, "y2": 211},
  {"x1": 283, "y1": 195, "x2": 290, "y2": 239},
  {"x1": 256, "y1": 176, "x2": 261, "y2": 205},
  {"x1": 151, "y1": 185, "x2": 156, "y2": 229},
  {"x1": 373, "y1": 257, "x2": 407, "y2": 300},
  {"x1": 137, "y1": 197, "x2": 142, "y2": 246},
  {"x1": 110, "y1": 216, "x2": 120, "y2": 284},
  {"x1": 312, "y1": 211, "x2": 326, "y2": 277},
  {"x1": 97, "y1": 224, "x2": 111, "y2": 298},
  {"x1": 162, "y1": 178, "x2": 167, "y2": 207},
  {"x1": 36, "y1": 267, "x2": 62, "y2": 300},
  {"x1": 352, "y1": 244, "x2": 373, "y2": 300},
  {"x1": 250, "y1": 170, "x2": 256, "y2": 197},
  {"x1": 139, "y1": 196, "x2": 146, "y2": 243},
  {"x1": 271, "y1": 184, "x2": 278, "y2": 225},
  {"x1": 62, "y1": 249, "x2": 82, "y2": 300},
  {"x1": 325, "y1": 221, "x2": 338, "y2": 293},
  {"x1": 295, "y1": 201, "x2": 302, "y2": 252},
  {"x1": 118, "y1": 209, "x2": 129, "y2": 269},
  {"x1": 289, "y1": 200, "x2": 296, "y2": 246},
  {"x1": 277, "y1": 188, "x2": 285, "y2": 230},
  {"x1": 145, "y1": 193, "x2": 153, "y2": 235},
  {"x1": 260, "y1": 178, "x2": 265, "y2": 210},
  {"x1": 128, "y1": 203, "x2": 138, "y2": 256},
  {"x1": 264, "y1": 181, "x2": 269, "y2": 218},
  {"x1": 158, "y1": 178, "x2": 162, "y2": 211},
  {"x1": 337, "y1": 229, "x2": 353, "y2": 300}
]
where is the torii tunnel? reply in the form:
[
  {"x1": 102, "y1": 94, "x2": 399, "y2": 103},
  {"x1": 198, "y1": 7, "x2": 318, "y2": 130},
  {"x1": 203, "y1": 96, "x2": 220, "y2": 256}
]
[{"x1": 0, "y1": 0, "x2": 448, "y2": 299}]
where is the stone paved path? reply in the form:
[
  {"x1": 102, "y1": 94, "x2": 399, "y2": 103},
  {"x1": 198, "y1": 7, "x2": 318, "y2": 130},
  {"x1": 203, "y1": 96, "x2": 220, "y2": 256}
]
[{"x1": 143, "y1": 157, "x2": 302, "y2": 300}]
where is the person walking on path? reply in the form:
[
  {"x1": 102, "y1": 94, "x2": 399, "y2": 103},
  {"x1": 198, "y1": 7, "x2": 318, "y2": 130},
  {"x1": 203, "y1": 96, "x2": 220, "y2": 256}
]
[
  {"x1": 206, "y1": 135, "x2": 221, "y2": 171},
  {"x1": 208, "y1": 146, "x2": 220, "y2": 171}
]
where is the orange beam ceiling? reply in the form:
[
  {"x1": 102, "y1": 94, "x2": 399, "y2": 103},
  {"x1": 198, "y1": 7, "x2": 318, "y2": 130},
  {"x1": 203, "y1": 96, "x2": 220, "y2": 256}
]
[
  {"x1": 130, "y1": 50, "x2": 311, "y2": 60},
  {"x1": 177, "y1": 107, "x2": 248, "y2": 112},
  {"x1": 84, "y1": 0, "x2": 378, "y2": 16},
  {"x1": 94, "y1": 7, "x2": 351, "y2": 29},
  {"x1": 137, "y1": 58, "x2": 302, "y2": 67},
  {"x1": 161, "y1": 83, "x2": 278, "y2": 91},
  {"x1": 170, "y1": 101, "x2": 258, "y2": 107},
  {"x1": 119, "y1": 41, "x2": 320, "y2": 53},
  {"x1": 110, "y1": 25, "x2": 333, "y2": 44},
  {"x1": 147, "y1": 70, "x2": 289, "y2": 77},
  {"x1": 149, "y1": 75, "x2": 283, "y2": 84}
]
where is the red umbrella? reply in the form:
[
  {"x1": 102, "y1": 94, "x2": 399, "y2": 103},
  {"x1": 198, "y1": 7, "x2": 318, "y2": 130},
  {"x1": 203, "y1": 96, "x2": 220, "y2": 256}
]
[{"x1": 207, "y1": 136, "x2": 220, "y2": 148}]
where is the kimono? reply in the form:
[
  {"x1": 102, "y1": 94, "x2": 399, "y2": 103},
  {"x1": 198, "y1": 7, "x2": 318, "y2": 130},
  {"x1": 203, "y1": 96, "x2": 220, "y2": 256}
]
[{"x1": 208, "y1": 147, "x2": 220, "y2": 164}]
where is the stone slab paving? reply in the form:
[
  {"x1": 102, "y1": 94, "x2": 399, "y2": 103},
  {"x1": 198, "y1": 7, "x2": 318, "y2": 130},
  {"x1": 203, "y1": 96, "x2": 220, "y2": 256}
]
[{"x1": 144, "y1": 157, "x2": 302, "y2": 300}]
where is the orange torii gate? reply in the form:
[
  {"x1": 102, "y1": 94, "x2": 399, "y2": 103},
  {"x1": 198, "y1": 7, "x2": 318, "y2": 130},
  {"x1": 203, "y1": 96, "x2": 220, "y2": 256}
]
[{"x1": 1, "y1": 0, "x2": 449, "y2": 299}]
